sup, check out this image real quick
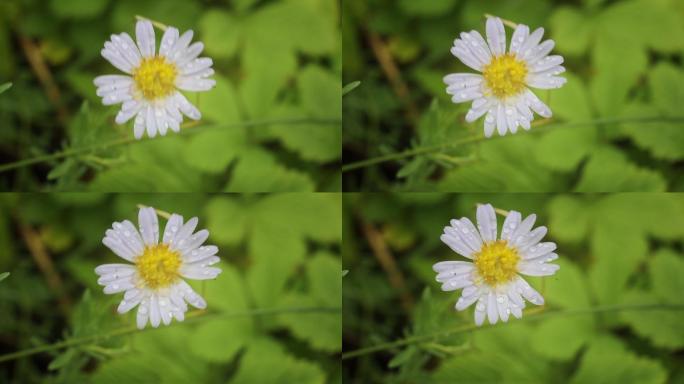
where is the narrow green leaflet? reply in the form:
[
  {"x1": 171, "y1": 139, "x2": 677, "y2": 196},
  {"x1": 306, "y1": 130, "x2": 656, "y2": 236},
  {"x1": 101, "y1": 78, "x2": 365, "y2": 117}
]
[
  {"x1": 0, "y1": 272, "x2": 8, "y2": 282},
  {"x1": 0, "y1": 82, "x2": 11, "y2": 94}
]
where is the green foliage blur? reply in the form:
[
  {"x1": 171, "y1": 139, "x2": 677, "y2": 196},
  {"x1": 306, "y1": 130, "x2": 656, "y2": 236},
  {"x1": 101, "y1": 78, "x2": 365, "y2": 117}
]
[
  {"x1": 343, "y1": 193, "x2": 684, "y2": 383},
  {"x1": 0, "y1": 0, "x2": 341, "y2": 192},
  {"x1": 0, "y1": 193, "x2": 341, "y2": 383},
  {"x1": 343, "y1": 0, "x2": 684, "y2": 191}
]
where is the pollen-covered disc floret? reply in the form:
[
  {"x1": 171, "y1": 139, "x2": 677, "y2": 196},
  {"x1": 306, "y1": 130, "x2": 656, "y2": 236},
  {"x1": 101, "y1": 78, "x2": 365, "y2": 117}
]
[
  {"x1": 433, "y1": 204, "x2": 559, "y2": 326},
  {"x1": 95, "y1": 207, "x2": 222, "y2": 329},
  {"x1": 94, "y1": 20, "x2": 215, "y2": 139},
  {"x1": 444, "y1": 17, "x2": 566, "y2": 137}
]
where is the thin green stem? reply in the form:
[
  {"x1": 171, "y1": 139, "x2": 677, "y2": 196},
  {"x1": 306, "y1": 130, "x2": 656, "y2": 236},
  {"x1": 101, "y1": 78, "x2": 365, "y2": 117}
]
[
  {"x1": 134, "y1": 15, "x2": 168, "y2": 31},
  {"x1": 342, "y1": 116, "x2": 684, "y2": 173},
  {"x1": 342, "y1": 303, "x2": 684, "y2": 359},
  {"x1": 0, "y1": 117, "x2": 340, "y2": 174},
  {"x1": 0, "y1": 305, "x2": 339, "y2": 363},
  {"x1": 483, "y1": 13, "x2": 518, "y2": 28}
]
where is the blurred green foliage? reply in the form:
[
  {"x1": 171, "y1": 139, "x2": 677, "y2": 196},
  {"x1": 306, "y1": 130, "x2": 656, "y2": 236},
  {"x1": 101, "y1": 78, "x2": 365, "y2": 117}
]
[
  {"x1": 0, "y1": 0, "x2": 341, "y2": 192},
  {"x1": 0, "y1": 193, "x2": 341, "y2": 383},
  {"x1": 343, "y1": 0, "x2": 684, "y2": 191},
  {"x1": 342, "y1": 193, "x2": 684, "y2": 383}
]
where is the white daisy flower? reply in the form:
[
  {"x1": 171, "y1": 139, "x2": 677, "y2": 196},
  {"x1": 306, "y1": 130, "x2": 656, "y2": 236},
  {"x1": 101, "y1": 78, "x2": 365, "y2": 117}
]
[
  {"x1": 94, "y1": 20, "x2": 215, "y2": 139},
  {"x1": 433, "y1": 204, "x2": 559, "y2": 326},
  {"x1": 95, "y1": 206, "x2": 221, "y2": 329},
  {"x1": 444, "y1": 17, "x2": 566, "y2": 137}
]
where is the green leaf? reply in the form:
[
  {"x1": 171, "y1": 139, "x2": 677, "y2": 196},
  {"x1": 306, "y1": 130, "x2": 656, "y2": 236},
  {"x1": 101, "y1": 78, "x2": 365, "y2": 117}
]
[
  {"x1": 267, "y1": 104, "x2": 341, "y2": 162},
  {"x1": 545, "y1": 259, "x2": 591, "y2": 309},
  {"x1": 299, "y1": 65, "x2": 342, "y2": 120},
  {"x1": 575, "y1": 146, "x2": 666, "y2": 192},
  {"x1": 650, "y1": 249, "x2": 684, "y2": 305},
  {"x1": 278, "y1": 252, "x2": 341, "y2": 352},
  {"x1": 50, "y1": 0, "x2": 109, "y2": 19},
  {"x1": 183, "y1": 127, "x2": 246, "y2": 173},
  {"x1": 549, "y1": 7, "x2": 593, "y2": 56},
  {"x1": 650, "y1": 62, "x2": 684, "y2": 116},
  {"x1": 199, "y1": 74, "x2": 240, "y2": 124},
  {"x1": 199, "y1": 9, "x2": 240, "y2": 59},
  {"x1": 226, "y1": 147, "x2": 315, "y2": 192},
  {"x1": 619, "y1": 103, "x2": 684, "y2": 161},
  {"x1": 204, "y1": 197, "x2": 248, "y2": 246},
  {"x1": 0, "y1": 82, "x2": 11, "y2": 94},
  {"x1": 531, "y1": 317, "x2": 594, "y2": 361},
  {"x1": 0, "y1": 271, "x2": 9, "y2": 282},
  {"x1": 342, "y1": 81, "x2": 361, "y2": 96},
  {"x1": 570, "y1": 336, "x2": 667, "y2": 384},
  {"x1": 48, "y1": 348, "x2": 77, "y2": 371},
  {"x1": 231, "y1": 338, "x2": 325, "y2": 384},
  {"x1": 547, "y1": 196, "x2": 592, "y2": 243},
  {"x1": 620, "y1": 290, "x2": 684, "y2": 350}
]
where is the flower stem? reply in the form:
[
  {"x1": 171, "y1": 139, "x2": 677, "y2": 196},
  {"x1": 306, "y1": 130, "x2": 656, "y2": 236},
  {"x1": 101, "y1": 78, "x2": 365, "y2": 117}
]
[
  {"x1": 0, "y1": 305, "x2": 339, "y2": 363},
  {"x1": 134, "y1": 15, "x2": 168, "y2": 31},
  {"x1": 136, "y1": 204, "x2": 172, "y2": 219},
  {"x1": 341, "y1": 116, "x2": 684, "y2": 173},
  {"x1": 0, "y1": 117, "x2": 340, "y2": 174},
  {"x1": 341, "y1": 303, "x2": 684, "y2": 359},
  {"x1": 484, "y1": 14, "x2": 518, "y2": 29}
]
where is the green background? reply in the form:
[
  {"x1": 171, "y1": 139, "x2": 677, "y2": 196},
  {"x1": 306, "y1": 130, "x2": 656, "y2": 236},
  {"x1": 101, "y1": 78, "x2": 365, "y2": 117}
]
[
  {"x1": 343, "y1": 0, "x2": 684, "y2": 191},
  {"x1": 343, "y1": 193, "x2": 684, "y2": 383},
  {"x1": 0, "y1": 193, "x2": 342, "y2": 383},
  {"x1": 0, "y1": 0, "x2": 341, "y2": 192}
]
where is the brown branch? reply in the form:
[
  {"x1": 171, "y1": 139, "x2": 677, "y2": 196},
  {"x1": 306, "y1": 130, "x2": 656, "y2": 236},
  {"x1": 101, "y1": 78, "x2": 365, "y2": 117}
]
[
  {"x1": 18, "y1": 35, "x2": 69, "y2": 125},
  {"x1": 360, "y1": 220, "x2": 414, "y2": 312},
  {"x1": 18, "y1": 223, "x2": 71, "y2": 316},
  {"x1": 366, "y1": 30, "x2": 419, "y2": 124}
]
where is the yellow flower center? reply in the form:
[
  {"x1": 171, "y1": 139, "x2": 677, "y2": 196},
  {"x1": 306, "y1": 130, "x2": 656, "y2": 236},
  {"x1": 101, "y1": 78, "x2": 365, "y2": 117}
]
[
  {"x1": 135, "y1": 244, "x2": 182, "y2": 289},
  {"x1": 474, "y1": 240, "x2": 520, "y2": 286},
  {"x1": 482, "y1": 53, "x2": 528, "y2": 99},
  {"x1": 133, "y1": 56, "x2": 177, "y2": 100}
]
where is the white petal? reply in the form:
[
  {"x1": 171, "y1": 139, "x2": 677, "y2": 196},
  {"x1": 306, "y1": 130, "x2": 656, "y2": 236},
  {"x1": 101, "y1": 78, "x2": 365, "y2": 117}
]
[
  {"x1": 177, "y1": 229, "x2": 209, "y2": 254},
  {"x1": 174, "y1": 92, "x2": 201, "y2": 120},
  {"x1": 180, "y1": 57, "x2": 213, "y2": 76},
  {"x1": 474, "y1": 298, "x2": 486, "y2": 326},
  {"x1": 516, "y1": 277, "x2": 544, "y2": 305},
  {"x1": 136, "y1": 297, "x2": 150, "y2": 329},
  {"x1": 518, "y1": 27, "x2": 545, "y2": 58},
  {"x1": 500, "y1": 211, "x2": 521, "y2": 241},
  {"x1": 440, "y1": 233, "x2": 474, "y2": 258},
  {"x1": 149, "y1": 295, "x2": 161, "y2": 328},
  {"x1": 101, "y1": 48, "x2": 133, "y2": 74},
  {"x1": 138, "y1": 206, "x2": 159, "y2": 246},
  {"x1": 514, "y1": 226, "x2": 547, "y2": 251},
  {"x1": 178, "y1": 280, "x2": 207, "y2": 309},
  {"x1": 94, "y1": 263, "x2": 135, "y2": 276},
  {"x1": 175, "y1": 42, "x2": 205, "y2": 68},
  {"x1": 465, "y1": 97, "x2": 492, "y2": 123},
  {"x1": 159, "y1": 27, "x2": 180, "y2": 57},
  {"x1": 486, "y1": 291, "x2": 499, "y2": 324},
  {"x1": 522, "y1": 40, "x2": 555, "y2": 64},
  {"x1": 182, "y1": 245, "x2": 219, "y2": 263},
  {"x1": 157, "y1": 295, "x2": 173, "y2": 325},
  {"x1": 145, "y1": 105, "x2": 157, "y2": 138},
  {"x1": 440, "y1": 274, "x2": 473, "y2": 291},
  {"x1": 179, "y1": 265, "x2": 221, "y2": 280},
  {"x1": 449, "y1": 218, "x2": 483, "y2": 251},
  {"x1": 483, "y1": 110, "x2": 496, "y2": 137},
  {"x1": 109, "y1": 34, "x2": 141, "y2": 68},
  {"x1": 170, "y1": 217, "x2": 198, "y2": 248},
  {"x1": 504, "y1": 105, "x2": 519, "y2": 134},
  {"x1": 526, "y1": 74, "x2": 566, "y2": 89},
  {"x1": 117, "y1": 290, "x2": 144, "y2": 314},
  {"x1": 169, "y1": 30, "x2": 194, "y2": 63},
  {"x1": 455, "y1": 288, "x2": 481, "y2": 311},
  {"x1": 510, "y1": 214, "x2": 537, "y2": 243},
  {"x1": 496, "y1": 293, "x2": 510, "y2": 322},
  {"x1": 522, "y1": 242, "x2": 557, "y2": 259},
  {"x1": 433, "y1": 260, "x2": 474, "y2": 273},
  {"x1": 133, "y1": 110, "x2": 146, "y2": 139},
  {"x1": 486, "y1": 17, "x2": 506, "y2": 56},
  {"x1": 115, "y1": 100, "x2": 142, "y2": 125},
  {"x1": 476, "y1": 203, "x2": 497, "y2": 242},
  {"x1": 135, "y1": 20, "x2": 156, "y2": 58},
  {"x1": 102, "y1": 221, "x2": 144, "y2": 261},
  {"x1": 450, "y1": 42, "x2": 483, "y2": 71},
  {"x1": 529, "y1": 55, "x2": 564, "y2": 73},
  {"x1": 456, "y1": 32, "x2": 490, "y2": 66},
  {"x1": 103, "y1": 276, "x2": 135, "y2": 294},
  {"x1": 509, "y1": 24, "x2": 529, "y2": 54},
  {"x1": 163, "y1": 214, "x2": 184, "y2": 244},
  {"x1": 518, "y1": 261, "x2": 560, "y2": 276},
  {"x1": 175, "y1": 76, "x2": 216, "y2": 92},
  {"x1": 496, "y1": 103, "x2": 507, "y2": 136},
  {"x1": 448, "y1": 86, "x2": 483, "y2": 103},
  {"x1": 154, "y1": 106, "x2": 170, "y2": 136}
]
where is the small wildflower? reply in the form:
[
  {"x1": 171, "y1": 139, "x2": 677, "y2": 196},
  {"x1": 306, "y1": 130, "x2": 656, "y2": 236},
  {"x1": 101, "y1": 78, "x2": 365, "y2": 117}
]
[
  {"x1": 433, "y1": 204, "x2": 559, "y2": 326},
  {"x1": 94, "y1": 19, "x2": 215, "y2": 139},
  {"x1": 444, "y1": 17, "x2": 566, "y2": 137},
  {"x1": 96, "y1": 206, "x2": 221, "y2": 329}
]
